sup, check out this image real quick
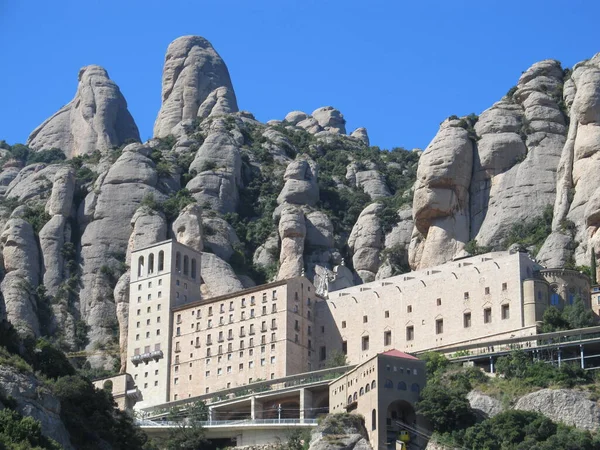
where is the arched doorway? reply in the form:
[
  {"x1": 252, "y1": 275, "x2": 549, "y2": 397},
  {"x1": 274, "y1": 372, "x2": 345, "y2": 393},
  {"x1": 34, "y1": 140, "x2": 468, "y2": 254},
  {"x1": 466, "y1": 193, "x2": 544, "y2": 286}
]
[
  {"x1": 386, "y1": 400, "x2": 417, "y2": 450},
  {"x1": 386, "y1": 399, "x2": 416, "y2": 428}
]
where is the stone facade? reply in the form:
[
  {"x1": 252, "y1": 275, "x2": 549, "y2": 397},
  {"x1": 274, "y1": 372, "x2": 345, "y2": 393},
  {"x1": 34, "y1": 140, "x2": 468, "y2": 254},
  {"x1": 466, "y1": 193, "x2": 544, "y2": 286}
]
[
  {"x1": 315, "y1": 251, "x2": 591, "y2": 365},
  {"x1": 329, "y1": 350, "x2": 426, "y2": 450}
]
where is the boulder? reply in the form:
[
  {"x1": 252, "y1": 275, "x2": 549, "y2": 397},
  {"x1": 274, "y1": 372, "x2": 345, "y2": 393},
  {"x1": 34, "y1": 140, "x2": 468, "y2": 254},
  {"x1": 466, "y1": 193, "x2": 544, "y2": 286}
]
[
  {"x1": 202, "y1": 215, "x2": 241, "y2": 262},
  {"x1": 515, "y1": 388, "x2": 600, "y2": 430},
  {"x1": 308, "y1": 413, "x2": 371, "y2": 450},
  {"x1": 284, "y1": 111, "x2": 309, "y2": 125},
  {"x1": 200, "y1": 252, "x2": 244, "y2": 296},
  {"x1": 172, "y1": 204, "x2": 203, "y2": 253},
  {"x1": 311, "y1": 106, "x2": 346, "y2": 134},
  {"x1": 126, "y1": 206, "x2": 168, "y2": 261},
  {"x1": 350, "y1": 127, "x2": 369, "y2": 145},
  {"x1": 467, "y1": 390, "x2": 503, "y2": 420},
  {"x1": 154, "y1": 36, "x2": 238, "y2": 137},
  {"x1": 348, "y1": 203, "x2": 384, "y2": 283},
  {"x1": 27, "y1": 65, "x2": 139, "y2": 158},
  {"x1": 277, "y1": 157, "x2": 319, "y2": 206}
]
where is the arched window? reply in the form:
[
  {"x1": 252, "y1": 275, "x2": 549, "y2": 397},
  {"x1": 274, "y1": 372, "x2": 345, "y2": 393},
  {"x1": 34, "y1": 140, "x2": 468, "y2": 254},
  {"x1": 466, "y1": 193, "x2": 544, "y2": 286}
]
[
  {"x1": 148, "y1": 253, "x2": 155, "y2": 274},
  {"x1": 175, "y1": 252, "x2": 181, "y2": 272},
  {"x1": 398, "y1": 381, "x2": 407, "y2": 391},
  {"x1": 365, "y1": 384, "x2": 370, "y2": 393},
  {"x1": 138, "y1": 256, "x2": 145, "y2": 277},
  {"x1": 360, "y1": 387, "x2": 364, "y2": 396},
  {"x1": 384, "y1": 379, "x2": 393, "y2": 389},
  {"x1": 103, "y1": 380, "x2": 113, "y2": 393},
  {"x1": 411, "y1": 383, "x2": 420, "y2": 393},
  {"x1": 348, "y1": 395, "x2": 352, "y2": 404},
  {"x1": 191, "y1": 258, "x2": 197, "y2": 279},
  {"x1": 353, "y1": 392, "x2": 358, "y2": 401},
  {"x1": 371, "y1": 380, "x2": 376, "y2": 389},
  {"x1": 371, "y1": 409, "x2": 376, "y2": 431},
  {"x1": 183, "y1": 255, "x2": 189, "y2": 276},
  {"x1": 158, "y1": 250, "x2": 164, "y2": 272}
]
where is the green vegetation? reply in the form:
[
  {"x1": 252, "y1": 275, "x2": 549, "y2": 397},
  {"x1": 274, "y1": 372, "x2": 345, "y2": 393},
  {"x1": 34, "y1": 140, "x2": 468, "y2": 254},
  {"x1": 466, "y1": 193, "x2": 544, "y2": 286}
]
[
  {"x1": 380, "y1": 244, "x2": 411, "y2": 276},
  {"x1": 504, "y1": 205, "x2": 553, "y2": 255},
  {"x1": 465, "y1": 239, "x2": 492, "y2": 256},
  {"x1": 0, "y1": 143, "x2": 67, "y2": 167},
  {"x1": 20, "y1": 204, "x2": 52, "y2": 234},
  {"x1": 325, "y1": 350, "x2": 348, "y2": 368},
  {"x1": 420, "y1": 351, "x2": 600, "y2": 449},
  {"x1": 0, "y1": 320, "x2": 149, "y2": 449},
  {"x1": 159, "y1": 401, "x2": 208, "y2": 450},
  {"x1": 540, "y1": 296, "x2": 597, "y2": 333},
  {"x1": 141, "y1": 190, "x2": 196, "y2": 222},
  {"x1": 0, "y1": 408, "x2": 62, "y2": 449},
  {"x1": 459, "y1": 410, "x2": 600, "y2": 450}
]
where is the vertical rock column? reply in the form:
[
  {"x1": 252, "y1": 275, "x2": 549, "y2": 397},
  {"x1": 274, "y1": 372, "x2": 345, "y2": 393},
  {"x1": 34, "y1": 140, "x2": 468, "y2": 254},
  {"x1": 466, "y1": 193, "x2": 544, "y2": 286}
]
[{"x1": 409, "y1": 119, "x2": 473, "y2": 269}]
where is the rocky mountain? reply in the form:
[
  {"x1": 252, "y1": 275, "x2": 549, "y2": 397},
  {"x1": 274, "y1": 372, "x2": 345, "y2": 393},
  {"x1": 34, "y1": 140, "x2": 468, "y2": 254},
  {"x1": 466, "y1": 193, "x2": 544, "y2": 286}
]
[{"x1": 0, "y1": 35, "x2": 599, "y2": 369}]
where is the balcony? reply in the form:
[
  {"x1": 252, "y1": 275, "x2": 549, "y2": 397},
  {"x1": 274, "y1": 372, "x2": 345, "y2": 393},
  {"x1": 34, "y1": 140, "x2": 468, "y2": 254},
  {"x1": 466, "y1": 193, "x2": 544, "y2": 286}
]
[
  {"x1": 261, "y1": 327, "x2": 267, "y2": 333},
  {"x1": 227, "y1": 335, "x2": 234, "y2": 341},
  {"x1": 217, "y1": 338, "x2": 224, "y2": 343},
  {"x1": 206, "y1": 340, "x2": 213, "y2": 346},
  {"x1": 271, "y1": 325, "x2": 278, "y2": 331},
  {"x1": 249, "y1": 330, "x2": 255, "y2": 336},
  {"x1": 239, "y1": 332, "x2": 246, "y2": 338}
]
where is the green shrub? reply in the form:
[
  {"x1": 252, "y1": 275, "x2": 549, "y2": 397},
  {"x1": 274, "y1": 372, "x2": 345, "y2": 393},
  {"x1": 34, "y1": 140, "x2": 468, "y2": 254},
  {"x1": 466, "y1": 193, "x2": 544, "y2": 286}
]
[
  {"x1": 465, "y1": 239, "x2": 492, "y2": 255},
  {"x1": 27, "y1": 148, "x2": 66, "y2": 165},
  {"x1": 504, "y1": 205, "x2": 553, "y2": 255},
  {"x1": 0, "y1": 408, "x2": 61, "y2": 449},
  {"x1": 416, "y1": 381, "x2": 476, "y2": 433},
  {"x1": 21, "y1": 204, "x2": 52, "y2": 234}
]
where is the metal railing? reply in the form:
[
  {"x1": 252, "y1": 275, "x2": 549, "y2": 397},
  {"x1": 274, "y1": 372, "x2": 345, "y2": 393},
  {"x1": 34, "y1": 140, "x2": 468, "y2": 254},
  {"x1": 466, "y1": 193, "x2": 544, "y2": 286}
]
[
  {"x1": 138, "y1": 418, "x2": 319, "y2": 428},
  {"x1": 143, "y1": 364, "x2": 355, "y2": 414},
  {"x1": 437, "y1": 326, "x2": 600, "y2": 361}
]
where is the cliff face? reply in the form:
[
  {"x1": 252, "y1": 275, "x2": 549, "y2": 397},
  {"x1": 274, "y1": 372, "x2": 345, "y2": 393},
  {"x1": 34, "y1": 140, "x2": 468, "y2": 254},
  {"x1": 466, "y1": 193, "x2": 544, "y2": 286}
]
[
  {"x1": 2, "y1": 36, "x2": 600, "y2": 369},
  {"x1": 410, "y1": 53, "x2": 600, "y2": 272}
]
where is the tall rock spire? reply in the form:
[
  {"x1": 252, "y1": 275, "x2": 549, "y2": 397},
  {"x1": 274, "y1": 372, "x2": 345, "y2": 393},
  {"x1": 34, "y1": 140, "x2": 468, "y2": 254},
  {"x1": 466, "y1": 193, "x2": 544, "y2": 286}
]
[
  {"x1": 153, "y1": 36, "x2": 238, "y2": 138},
  {"x1": 27, "y1": 65, "x2": 140, "y2": 158}
]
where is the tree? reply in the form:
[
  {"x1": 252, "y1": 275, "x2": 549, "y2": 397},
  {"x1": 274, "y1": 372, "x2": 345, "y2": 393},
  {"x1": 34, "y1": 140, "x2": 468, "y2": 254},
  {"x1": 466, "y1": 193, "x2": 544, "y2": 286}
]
[
  {"x1": 563, "y1": 296, "x2": 597, "y2": 329},
  {"x1": 419, "y1": 352, "x2": 449, "y2": 378},
  {"x1": 165, "y1": 401, "x2": 209, "y2": 450},
  {"x1": 540, "y1": 306, "x2": 569, "y2": 333},
  {"x1": 325, "y1": 350, "x2": 348, "y2": 368},
  {"x1": 416, "y1": 381, "x2": 475, "y2": 433}
]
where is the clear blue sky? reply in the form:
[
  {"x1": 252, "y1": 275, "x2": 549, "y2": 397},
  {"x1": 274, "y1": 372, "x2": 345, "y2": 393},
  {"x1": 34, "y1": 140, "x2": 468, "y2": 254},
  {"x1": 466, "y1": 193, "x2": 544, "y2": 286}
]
[{"x1": 1, "y1": 0, "x2": 599, "y2": 150}]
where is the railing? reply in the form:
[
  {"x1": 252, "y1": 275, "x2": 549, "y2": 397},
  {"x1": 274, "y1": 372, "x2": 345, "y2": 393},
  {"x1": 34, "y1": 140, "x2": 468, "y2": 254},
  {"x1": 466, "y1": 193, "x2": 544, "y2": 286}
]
[
  {"x1": 438, "y1": 326, "x2": 600, "y2": 360},
  {"x1": 142, "y1": 365, "x2": 355, "y2": 415},
  {"x1": 138, "y1": 418, "x2": 319, "y2": 428}
]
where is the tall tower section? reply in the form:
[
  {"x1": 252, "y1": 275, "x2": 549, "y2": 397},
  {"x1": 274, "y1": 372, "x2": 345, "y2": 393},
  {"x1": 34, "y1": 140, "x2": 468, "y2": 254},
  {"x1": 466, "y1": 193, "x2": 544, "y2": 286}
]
[{"x1": 126, "y1": 239, "x2": 202, "y2": 409}]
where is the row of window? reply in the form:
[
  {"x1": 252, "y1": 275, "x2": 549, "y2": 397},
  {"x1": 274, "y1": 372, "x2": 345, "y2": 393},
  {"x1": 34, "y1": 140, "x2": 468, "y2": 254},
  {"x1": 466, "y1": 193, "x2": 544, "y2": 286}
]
[
  {"x1": 383, "y1": 380, "x2": 420, "y2": 393},
  {"x1": 173, "y1": 343, "x2": 277, "y2": 366},
  {"x1": 175, "y1": 334, "x2": 278, "y2": 354}
]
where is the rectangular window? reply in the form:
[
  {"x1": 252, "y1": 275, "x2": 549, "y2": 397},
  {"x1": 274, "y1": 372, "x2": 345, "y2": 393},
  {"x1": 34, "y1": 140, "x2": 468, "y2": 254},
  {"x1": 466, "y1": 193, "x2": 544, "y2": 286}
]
[
  {"x1": 341, "y1": 321, "x2": 346, "y2": 328},
  {"x1": 484, "y1": 308, "x2": 492, "y2": 324},
  {"x1": 406, "y1": 326, "x2": 414, "y2": 341},
  {"x1": 363, "y1": 315, "x2": 368, "y2": 323},
  {"x1": 502, "y1": 282, "x2": 507, "y2": 291},
  {"x1": 464, "y1": 312, "x2": 471, "y2": 328},
  {"x1": 361, "y1": 336, "x2": 369, "y2": 351},
  {"x1": 319, "y1": 346, "x2": 326, "y2": 361},
  {"x1": 384, "y1": 330, "x2": 392, "y2": 346},
  {"x1": 239, "y1": 363, "x2": 243, "y2": 371},
  {"x1": 385, "y1": 310, "x2": 390, "y2": 318},
  {"x1": 502, "y1": 304, "x2": 510, "y2": 320},
  {"x1": 436, "y1": 298, "x2": 441, "y2": 306},
  {"x1": 464, "y1": 292, "x2": 469, "y2": 300},
  {"x1": 436, "y1": 319, "x2": 444, "y2": 334},
  {"x1": 485, "y1": 287, "x2": 490, "y2": 295},
  {"x1": 407, "y1": 305, "x2": 412, "y2": 313},
  {"x1": 342, "y1": 341, "x2": 347, "y2": 354}
]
